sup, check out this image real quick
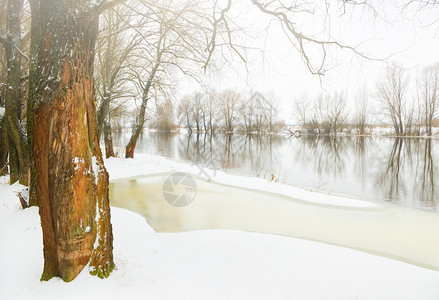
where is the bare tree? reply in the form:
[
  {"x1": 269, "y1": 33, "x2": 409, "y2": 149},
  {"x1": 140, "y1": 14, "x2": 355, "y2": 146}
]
[
  {"x1": 294, "y1": 94, "x2": 324, "y2": 134},
  {"x1": 125, "y1": 20, "x2": 167, "y2": 158},
  {"x1": 264, "y1": 94, "x2": 282, "y2": 133},
  {"x1": 246, "y1": 92, "x2": 282, "y2": 134},
  {"x1": 217, "y1": 89, "x2": 241, "y2": 133},
  {"x1": 124, "y1": 1, "x2": 210, "y2": 158},
  {"x1": 95, "y1": 6, "x2": 139, "y2": 158},
  {"x1": 240, "y1": 93, "x2": 255, "y2": 133},
  {"x1": 201, "y1": 90, "x2": 218, "y2": 134},
  {"x1": 353, "y1": 89, "x2": 369, "y2": 135},
  {"x1": 0, "y1": 0, "x2": 29, "y2": 185},
  {"x1": 294, "y1": 92, "x2": 347, "y2": 135},
  {"x1": 327, "y1": 92, "x2": 348, "y2": 133},
  {"x1": 316, "y1": 94, "x2": 331, "y2": 134},
  {"x1": 294, "y1": 94, "x2": 312, "y2": 132},
  {"x1": 377, "y1": 65, "x2": 408, "y2": 136},
  {"x1": 404, "y1": 97, "x2": 422, "y2": 136},
  {"x1": 178, "y1": 94, "x2": 193, "y2": 133},
  {"x1": 190, "y1": 92, "x2": 204, "y2": 133},
  {"x1": 418, "y1": 64, "x2": 439, "y2": 136},
  {"x1": 151, "y1": 98, "x2": 175, "y2": 132}
]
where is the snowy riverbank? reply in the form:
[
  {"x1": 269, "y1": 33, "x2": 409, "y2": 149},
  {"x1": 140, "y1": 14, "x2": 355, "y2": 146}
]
[{"x1": 1, "y1": 154, "x2": 438, "y2": 299}]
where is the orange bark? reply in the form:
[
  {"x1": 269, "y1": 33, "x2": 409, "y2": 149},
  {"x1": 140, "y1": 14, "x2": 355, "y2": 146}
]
[{"x1": 30, "y1": 1, "x2": 114, "y2": 281}]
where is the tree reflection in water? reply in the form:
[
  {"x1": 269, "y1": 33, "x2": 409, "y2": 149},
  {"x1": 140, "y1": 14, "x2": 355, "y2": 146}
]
[
  {"x1": 177, "y1": 133, "x2": 283, "y2": 179},
  {"x1": 294, "y1": 136, "x2": 348, "y2": 180},
  {"x1": 377, "y1": 138, "x2": 437, "y2": 209},
  {"x1": 377, "y1": 138, "x2": 406, "y2": 203}
]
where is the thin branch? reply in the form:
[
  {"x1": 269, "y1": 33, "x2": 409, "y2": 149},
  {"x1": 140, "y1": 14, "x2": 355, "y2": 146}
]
[
  {"x1": 203, "y1": 0, "x2": 232, "y2": 71},
  {"x1": 0, "y1": 33, "x2": 29, "y2": 61},
  {"x1": 12, "y1": 42, "x2": 29, "y2": 61},
  {"x1": 97, "y1": 0, "x2": 128, "y2": 14},
  {"x1": 89, "y1": 0, "x2": 128, "y2": 21},
  {"x1": 250, "y1": 0, "x2": 380, "y2": 75}
]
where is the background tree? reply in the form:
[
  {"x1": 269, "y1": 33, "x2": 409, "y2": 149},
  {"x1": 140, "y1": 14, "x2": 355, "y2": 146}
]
[
  {"x1": 315, "y1": 95, "x2": 332, "y2": 134},
  {"x1": 95, "y1": 6, "x2": 138, "y2": 158},
  {"x1": 217, "y1": 89, "x2": 240, "y2": 133},
  {"x1": 418, "y1": 64, "x2": 439, "y2": 136},
  {"x1": 177, "y1": 94, "x2": 193, "y2": 133},
  {"x1": 353, "y1": 89, "x2": 369, "y2": 135},
  {"x1": 190, "y1": 92, "x2": 204, "y2": 133},
  {"x1": 241, "y1": 93, "x2": 255, "y2": 133},
  {"x1": 151, "y1": 98, "x2": 176, "y2": 132},
  {"x1": 201, "y1": 91, "x2": 218, "y2": 134},
  {"x1": 294, "y1": 94, "x2": 315, "y2": 134},
  {"x1": 262, "y1": 93, "x2": 283, "y2": 133},
  {"x1": 293, "y1": 92, "x2": 347, "y2": 135},
  {"x1": 0, "y1": 0, "x2": 29, "y2": 184},
  {"x1": 327, "y1": 92, "x2": 348, "y2": 133},
  {"x1": 377, "y1": 65, "x2": 408, "y2": 136},
  {"x1": 124, "y1": 1, "x2": 210, "y2": 158}
]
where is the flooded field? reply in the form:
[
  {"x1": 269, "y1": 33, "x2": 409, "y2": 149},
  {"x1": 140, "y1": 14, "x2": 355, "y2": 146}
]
[{"x1": 112, "y1": 132, "x2": 439, "y2": 212}]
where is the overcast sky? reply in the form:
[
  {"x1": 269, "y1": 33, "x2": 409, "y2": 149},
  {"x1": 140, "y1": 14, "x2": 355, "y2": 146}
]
[{"x1": 178, "y1": 1, "x2": 439, "y2": 123}]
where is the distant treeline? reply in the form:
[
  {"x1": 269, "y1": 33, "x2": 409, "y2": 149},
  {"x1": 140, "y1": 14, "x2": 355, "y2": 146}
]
[
  {"x1": 294, "y1": 65, "x2": 439, "y2": 137},
  {"x1": 128, "y1": 90, "x2": 285, "y2": 134}
]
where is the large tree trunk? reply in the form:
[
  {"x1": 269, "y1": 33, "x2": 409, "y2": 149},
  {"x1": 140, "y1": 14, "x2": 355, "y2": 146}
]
[
  {"x1": 28, "y1": 0, "x2": 114, "y2": 282},
  {"x1": 3, "y1": 0, "x2": 28, "y2": 185}
]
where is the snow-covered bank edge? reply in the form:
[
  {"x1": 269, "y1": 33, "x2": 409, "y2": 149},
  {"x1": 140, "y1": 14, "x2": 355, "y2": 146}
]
[
  {"x1": 105, "y1": 153, "x2": 378, "y2": 209},
  {"x1": 1, "y1": 156, "x2": 439, "y2": 299}
]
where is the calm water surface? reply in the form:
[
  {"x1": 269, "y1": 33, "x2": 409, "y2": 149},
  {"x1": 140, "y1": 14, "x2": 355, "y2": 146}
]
[{"x1": 111, "y1": 132, "x2": 439, "y2": 213}]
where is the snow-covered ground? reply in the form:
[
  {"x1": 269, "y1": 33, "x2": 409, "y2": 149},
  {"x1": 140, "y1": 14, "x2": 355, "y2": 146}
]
[{"x1": 1, "y1": 154, "x2": 438, "y2": 300}]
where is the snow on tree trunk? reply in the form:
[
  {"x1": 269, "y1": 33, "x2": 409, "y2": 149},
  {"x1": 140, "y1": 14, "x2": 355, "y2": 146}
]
[{"x1": 28, "y1": 0, "x2": 114, "y2": 282}]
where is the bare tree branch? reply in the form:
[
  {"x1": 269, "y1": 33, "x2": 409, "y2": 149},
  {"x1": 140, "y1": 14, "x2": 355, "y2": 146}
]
[
  {"x1": 95, "y1": 0, "x2": 128, "y2": 15},
  {"x1": 250, "y1": 0, "x2": 377, "y2": 76},
  {"x1": 203, "y1": 0, "x2": 233, "y2": 71}
]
